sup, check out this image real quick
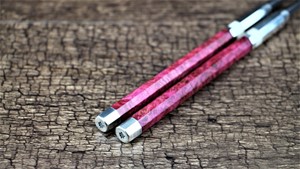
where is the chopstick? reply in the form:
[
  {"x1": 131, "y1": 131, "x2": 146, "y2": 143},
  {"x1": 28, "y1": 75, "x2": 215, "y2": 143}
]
[{"x1": 115, "y1": 1, "x2": 300, "y2": 143}]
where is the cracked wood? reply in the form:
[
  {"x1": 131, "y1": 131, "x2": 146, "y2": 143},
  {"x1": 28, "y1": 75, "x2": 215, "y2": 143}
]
[{"x1": 1, "y1": 0, "x2": 300, "y2": 168}]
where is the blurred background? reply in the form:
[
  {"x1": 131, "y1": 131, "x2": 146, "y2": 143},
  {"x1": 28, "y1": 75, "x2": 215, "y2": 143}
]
[{"x1": 1, "y1": 0, "x2": 299, "y2": 168}]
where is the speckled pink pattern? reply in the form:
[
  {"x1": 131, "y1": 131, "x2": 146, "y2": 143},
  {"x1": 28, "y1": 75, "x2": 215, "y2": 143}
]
[
  {"x1": 112, "y1": 29, "x2": 233, "y2": 118},
  {"x1": 132, "y1": 37, "x2": 252, "y2": 131}
]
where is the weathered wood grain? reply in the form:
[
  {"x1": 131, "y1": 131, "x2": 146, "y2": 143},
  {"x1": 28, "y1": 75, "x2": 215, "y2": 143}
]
[{"x1": 0, "y1": 0, "x2": 299, "y2": 168}]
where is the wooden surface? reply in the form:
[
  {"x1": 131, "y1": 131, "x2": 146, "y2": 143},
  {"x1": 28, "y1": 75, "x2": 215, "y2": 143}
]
[{"x1": 1, "y1": 0, "x2": 300, "y2": 168}]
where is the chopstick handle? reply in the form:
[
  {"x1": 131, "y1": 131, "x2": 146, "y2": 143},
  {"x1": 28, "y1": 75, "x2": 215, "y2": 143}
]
[
  {"x1": 96, "y1": 0, "x2": 283, "y2": 133},
  {"x1": 96, "y1": 29, "x2": 233, "y2": 132},
  {"x1": 133, "y1": 37, "x2": 252, "y2": 131},
  {"x1": 112, "y1": 30, "x2": 233, "y2": 115},
  {"x1": 115, "y1": 0, "x2": 299, "y2": 143},
  {"x1": 115, "y1": 37, "x2": 252, "y2": 143}
]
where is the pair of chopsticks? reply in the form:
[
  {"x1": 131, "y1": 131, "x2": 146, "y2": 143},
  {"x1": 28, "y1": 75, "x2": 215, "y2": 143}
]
[{"x1": 95, "y1": 0, "x2": 300, "y2": 143}]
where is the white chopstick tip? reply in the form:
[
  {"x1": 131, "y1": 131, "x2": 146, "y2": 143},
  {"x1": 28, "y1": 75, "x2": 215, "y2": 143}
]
[
  {"x1": 95, "y1": 107, "x2": 121, "y2": 132},
  {"x1": 115, "y1": 118, "x2": 142, "y2": 143}
]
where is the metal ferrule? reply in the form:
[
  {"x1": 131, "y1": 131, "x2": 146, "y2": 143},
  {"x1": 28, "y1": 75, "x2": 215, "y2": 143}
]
[
  {"x1": 95, "y1": 107, "x2": 121, "y2": 132},
  {"x1": 246, "y1": 10, "x2": 290, "y2": 48},
  {"x1": 115, "y1": 118, "x2": 142, "y2": 143},
  {"x1": 228, "y1": 4, "x2": 272, "y2": 38}
]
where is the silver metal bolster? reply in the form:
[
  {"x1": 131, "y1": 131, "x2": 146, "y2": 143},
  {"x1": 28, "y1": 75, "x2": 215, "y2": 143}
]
[
  {"x1": 115, "y1": 118, "x2": 142, "y2": 143},
  {"x1": 228, "y1": 4, "x2": 272, "y2": 38},
  {"x1": 246, "y1": 10, "x2": 290, "y2": 48},
  {"x1": 95, "y1": 107, "x2": 121, "y2": 132},
  {"x1": 228, "y1": 21, "x2": 245, "y2": 38}
]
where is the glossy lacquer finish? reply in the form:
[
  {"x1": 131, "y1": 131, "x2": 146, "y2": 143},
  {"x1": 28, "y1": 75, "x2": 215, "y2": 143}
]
[
  {"x1": 112, "y1": 30, "x2": 233, "y2": 118},
  {"x1": 132, "y1": 37, "x2": 252, "y2": 131}
]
